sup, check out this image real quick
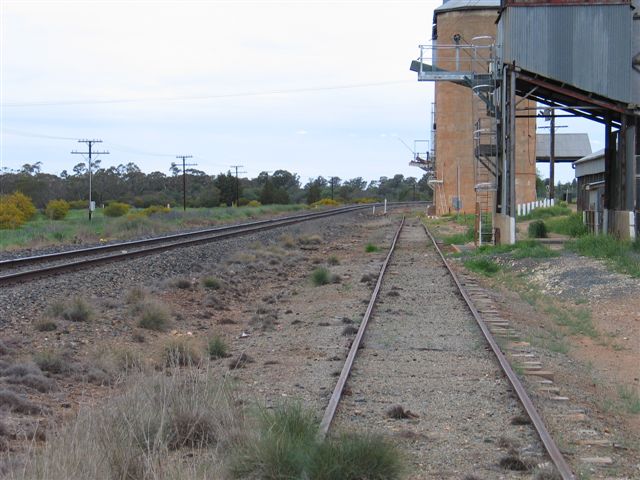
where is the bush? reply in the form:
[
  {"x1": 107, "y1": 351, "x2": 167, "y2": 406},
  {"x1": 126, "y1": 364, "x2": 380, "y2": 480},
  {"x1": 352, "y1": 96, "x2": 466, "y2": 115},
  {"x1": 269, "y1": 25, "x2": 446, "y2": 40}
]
[
  {"x1": 8, "y1": 192, "x2": 37, "y2": 220},
  {"x1": 104, "y1": 202, "x2": 130, "y2": 217},
  {"x1": 354, "y1": 197, "x2": 377, "y2": 204},
  {"x1": 33, "y1": 350, "x2": 69, "y2": 374},
  {"x1": 0, "y1": 201, "x2": 27, "y2": 229},
  {"x1": 311, "y1": 268, "x2": 331, "y2": 286},
  {"x1": 34, "y1": 318, "x2": 58, "y2": 332},
  {"x1": 45, "y1": 199, "x2": 71, "y2": 220},
  {"x1": 207, "y1": 336, "x2": 228, "y2": 359},
  {"x1": 202, "y1": 276, "x2": 221, "y2": 290},
  {"x1": 246, "y1": 200, "x2": 262, "y2": 207},
  {"x1": 0, "y1": 192, "x2": 37, "y2": 229},
  {"x1": 49, "y1": 297, "x2": 93, "y2": 322},
  {"x1": 142, "y1": 205, "x2": 170, "y2": 216},
  {"x1": 137, "y1": 301, "x2": 171, "y2": 331},
  {"x1": 528, "y1": 220, "x2": 548, "y2": 238}
]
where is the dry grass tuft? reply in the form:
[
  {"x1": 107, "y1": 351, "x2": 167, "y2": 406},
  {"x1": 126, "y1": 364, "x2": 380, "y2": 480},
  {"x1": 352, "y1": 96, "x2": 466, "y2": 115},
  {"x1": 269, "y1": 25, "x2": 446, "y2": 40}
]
[
  {"x1": 137, "y1": 300, "x2": 171, "y2": 331},
  {"x1": 8, "y1": 370, "x2": 241, "y2": 479},
  {"x1": 164, "y1": 337, "x2": 202, "y2": 367}
]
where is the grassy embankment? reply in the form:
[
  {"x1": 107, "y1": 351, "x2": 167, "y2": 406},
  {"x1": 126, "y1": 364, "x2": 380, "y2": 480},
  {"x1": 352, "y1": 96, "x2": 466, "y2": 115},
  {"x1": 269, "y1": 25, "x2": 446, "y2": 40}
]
[{"x1": 0, "y1": 204, "x2": 307, "y2": 250}]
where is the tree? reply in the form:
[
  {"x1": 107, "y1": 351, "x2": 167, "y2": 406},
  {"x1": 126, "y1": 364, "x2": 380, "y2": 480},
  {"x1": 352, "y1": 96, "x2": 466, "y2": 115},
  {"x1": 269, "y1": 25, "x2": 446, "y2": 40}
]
[{"x1": 215, "y1": 171, "x2": 239, "y2": 206}]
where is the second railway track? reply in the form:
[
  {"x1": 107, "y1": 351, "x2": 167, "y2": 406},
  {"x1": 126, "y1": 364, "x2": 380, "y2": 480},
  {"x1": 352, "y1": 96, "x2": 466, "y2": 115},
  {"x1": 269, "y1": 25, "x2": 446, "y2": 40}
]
[
  {"x1": 0, "y1": 204, "x2": 417, "y2": 285},
  {"x1": 321, "y1": 217, "x2": 573, "y2": 479}
]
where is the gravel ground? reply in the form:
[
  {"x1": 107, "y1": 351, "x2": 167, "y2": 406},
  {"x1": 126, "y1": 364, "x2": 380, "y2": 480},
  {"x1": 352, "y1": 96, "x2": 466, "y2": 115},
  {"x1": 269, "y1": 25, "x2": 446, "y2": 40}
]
[{"x1": 331, "y1": 219, "x2": 549, "y2": 479}]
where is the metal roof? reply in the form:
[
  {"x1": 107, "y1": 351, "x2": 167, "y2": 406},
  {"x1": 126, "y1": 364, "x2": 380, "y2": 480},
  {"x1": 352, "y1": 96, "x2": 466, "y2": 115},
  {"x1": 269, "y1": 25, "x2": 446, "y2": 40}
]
[
  {"x1": 573, "y1": 148, "x2": 605, "y2": 166},
  {"x1": 435, "y1": 0, "x2": 500, "y2": 14},
  {"x1": 536, "y1": 133, "x2": 592, "y2": 162}
]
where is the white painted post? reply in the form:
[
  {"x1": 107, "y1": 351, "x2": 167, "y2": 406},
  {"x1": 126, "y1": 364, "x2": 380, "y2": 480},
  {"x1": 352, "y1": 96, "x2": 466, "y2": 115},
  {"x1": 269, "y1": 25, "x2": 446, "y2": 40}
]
[
  {"x1": 629, "y1": 211, "x2": 636, "y2": 240},
  {"x1": 384, "y1": 199, "x2": 387, "y2": 215},
  {"x1": 372, "y1": 206, "x2": 376, "y2": 215},
  {"x1": 551, "y1": 198, "x2": 555, "y2": 207}
]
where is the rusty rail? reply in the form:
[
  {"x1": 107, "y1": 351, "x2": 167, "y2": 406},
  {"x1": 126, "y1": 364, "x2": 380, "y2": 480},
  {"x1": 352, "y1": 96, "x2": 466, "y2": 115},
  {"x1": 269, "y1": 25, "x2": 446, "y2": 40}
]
[
  {"x1": 318, "y1": 216, "x2": 405, "y2": 438},
  {"x1": 422, "y1": 223, "x2": 575, "y2": 480}
]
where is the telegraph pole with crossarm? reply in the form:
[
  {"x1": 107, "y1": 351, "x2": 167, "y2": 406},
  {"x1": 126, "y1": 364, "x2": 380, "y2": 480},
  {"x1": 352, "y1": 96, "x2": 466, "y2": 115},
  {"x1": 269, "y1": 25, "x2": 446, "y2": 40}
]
[
  {"x1": 71, "y1": 139, "x2": 109, "y2": 220},
  {"x1": 175, "y1": 155, "x2": 197, "y2": 211}
]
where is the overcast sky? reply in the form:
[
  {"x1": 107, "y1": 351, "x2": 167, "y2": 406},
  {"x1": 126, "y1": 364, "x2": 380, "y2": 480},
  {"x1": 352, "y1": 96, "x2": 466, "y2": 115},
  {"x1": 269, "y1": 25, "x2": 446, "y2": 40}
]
[{"x1": 1, "y1": 0, "x2": 602, "y2": 183}]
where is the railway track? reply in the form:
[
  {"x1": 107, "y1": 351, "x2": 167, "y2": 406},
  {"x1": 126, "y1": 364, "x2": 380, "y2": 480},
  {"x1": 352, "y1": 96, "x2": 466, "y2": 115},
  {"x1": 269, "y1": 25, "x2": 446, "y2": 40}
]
[
  {"x1": 0, "y1": 203, "x2": 420, "y2": 285},
  {"x1": 320, "y1": 217, "x2": 575, "y2": 479}
]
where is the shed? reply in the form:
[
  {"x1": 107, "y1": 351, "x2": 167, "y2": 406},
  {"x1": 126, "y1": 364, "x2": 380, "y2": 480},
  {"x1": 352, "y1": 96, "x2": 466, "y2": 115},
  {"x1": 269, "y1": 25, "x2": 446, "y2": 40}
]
[
  {"x1": 536, "y1": 133, "x2": 592, "y2": 163},
  {"x1": 573, "y1": 149, "x2": 605, "y2": 214}
]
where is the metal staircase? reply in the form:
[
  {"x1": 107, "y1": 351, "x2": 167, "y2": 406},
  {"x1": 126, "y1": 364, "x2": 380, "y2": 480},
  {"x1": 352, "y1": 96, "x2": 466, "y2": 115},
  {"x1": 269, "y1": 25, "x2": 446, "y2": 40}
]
[{"x1": 412, "y1": 37, "x2": 500, "y2": 243}]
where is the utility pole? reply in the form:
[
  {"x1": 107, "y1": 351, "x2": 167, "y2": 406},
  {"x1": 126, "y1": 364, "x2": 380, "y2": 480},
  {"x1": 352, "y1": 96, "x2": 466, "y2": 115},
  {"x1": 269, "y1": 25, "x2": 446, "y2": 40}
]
[
  {"x1": 71, "y1": 139, "x2": 109, "y2": 221},
  {"x1": 540, "y1": 108, "x2": 567, "y2": 200},
  {"x1": 175, "y1": 155, "x2": 196, "y2": 211},
  {"x1": 330, "y1": 177, "x2": 335, "y2": 200},
  {"x1": 230, "y1": 165, "x2": 245, "y2": 207}
]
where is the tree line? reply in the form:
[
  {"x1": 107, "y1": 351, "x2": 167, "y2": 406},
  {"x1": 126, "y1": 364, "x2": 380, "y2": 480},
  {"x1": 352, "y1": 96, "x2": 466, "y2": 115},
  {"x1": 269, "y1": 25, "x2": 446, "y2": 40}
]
[{"x1": 0, "y1": 161, "x2": 433, "y2": 209}]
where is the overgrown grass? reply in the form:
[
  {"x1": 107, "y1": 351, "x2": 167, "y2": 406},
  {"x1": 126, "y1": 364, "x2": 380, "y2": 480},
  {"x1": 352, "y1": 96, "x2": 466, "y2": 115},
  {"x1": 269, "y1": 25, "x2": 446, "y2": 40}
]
[
  {"x1": 544, "y1": 213, "x2": 588, "y2": 237},
  {"x1": 0, "y1": 204, "x2": 307, "y2": 250},
  {"x1": 475, "y1": 239, "x2": 559, "y2": 259},
  {"x1": 566, "y1": 234, "x2": 640, "y2": 277},
  {"x1": 464, "y1": 257, "x2": 500, "y2": 276},
  {"x1": 230, "y1": 404, "x2": 403, "y2": 480},
  {"x1": 444, "y1": 228, "x2": 474, "y2": 245}
]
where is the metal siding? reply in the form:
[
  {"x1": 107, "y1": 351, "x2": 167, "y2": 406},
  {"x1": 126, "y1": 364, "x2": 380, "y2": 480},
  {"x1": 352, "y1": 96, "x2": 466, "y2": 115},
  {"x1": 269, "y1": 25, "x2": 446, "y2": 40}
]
[{"x1": 501, "y1": 5, "x2": 632, "y2": 103}]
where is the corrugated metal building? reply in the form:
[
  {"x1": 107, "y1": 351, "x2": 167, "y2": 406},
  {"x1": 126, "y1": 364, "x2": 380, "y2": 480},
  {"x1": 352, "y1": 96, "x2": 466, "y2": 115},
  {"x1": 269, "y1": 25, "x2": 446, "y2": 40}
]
[{"x1": 498, "y1": 2, "x2": 634, "y2": 105}]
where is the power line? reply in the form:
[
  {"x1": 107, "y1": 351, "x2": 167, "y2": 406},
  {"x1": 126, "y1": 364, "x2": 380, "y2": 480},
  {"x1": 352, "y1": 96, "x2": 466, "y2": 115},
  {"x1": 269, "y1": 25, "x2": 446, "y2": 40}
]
[
  {"x1": 71, "y1": 139, "x2": 109, "y2": 221},
  {"x1": 4, "y1": 80, "x2": 412, "y2": 108},
  {"x1": 1, "y1": 128, "x2": 77, "y2": 141}
]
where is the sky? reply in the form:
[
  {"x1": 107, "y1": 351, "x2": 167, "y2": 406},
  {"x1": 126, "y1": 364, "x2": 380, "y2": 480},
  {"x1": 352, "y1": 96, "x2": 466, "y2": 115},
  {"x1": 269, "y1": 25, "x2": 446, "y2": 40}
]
[{"x1": 1, "y1": 0, "x2": 603, "y2": 184}]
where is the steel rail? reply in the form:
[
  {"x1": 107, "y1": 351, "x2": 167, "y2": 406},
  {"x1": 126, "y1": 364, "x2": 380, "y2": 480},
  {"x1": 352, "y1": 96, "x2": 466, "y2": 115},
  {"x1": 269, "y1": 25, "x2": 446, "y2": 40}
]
[
  {"x1": 0, "y1": 205, "x2": 372, "y2": 285},
  {"x1": 422, "y1": 223, "x2": 575, "y2": 480},
  {"x1": 1, "y1": 203, "x2": 424, "y2": 285},
  {"x1": 1, "y1": 202, "x2": 426, "y2": 270},
  {"x1": 0, "y1": 205, "x2": 370, "y2": 270},
  {"x1": 318, "y1": 216, "x2": 405, "y2": 438}
]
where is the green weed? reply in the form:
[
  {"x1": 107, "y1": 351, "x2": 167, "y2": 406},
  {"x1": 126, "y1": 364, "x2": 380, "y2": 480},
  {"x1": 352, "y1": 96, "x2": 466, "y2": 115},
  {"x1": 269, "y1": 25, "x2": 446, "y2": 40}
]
[
  {"x1": 207, "y1": 336, "x2": 228, "y2": 360},
  {"x1": 566, "y1": 234, "x2": 640, "y2": 277},
  {"x1": 230, "y1": 404, "x2": 402, "y2": 480},
  {"x1": 365, "y1": 243, "x2": 379, "y2": 253},
  {"x1": 464, "y1": 258, "x2": 500, "y2": 276}
]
